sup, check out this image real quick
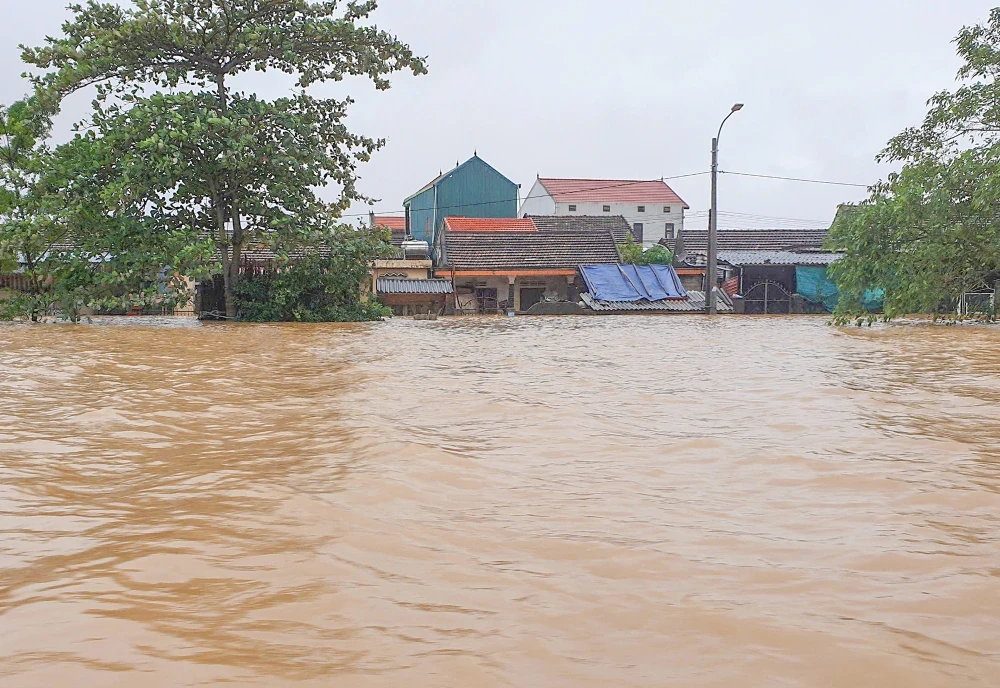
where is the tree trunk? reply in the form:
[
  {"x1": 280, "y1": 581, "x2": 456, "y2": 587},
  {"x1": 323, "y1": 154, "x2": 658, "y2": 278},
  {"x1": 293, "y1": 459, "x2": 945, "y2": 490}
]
[
  {"x1": 215, "y1": 70, "x2": 243, "y2": 320},
  {"x1": 209, "y1": 179, "x2": 237, "y2": 320},
  {"x1": 223, "y1": 265, "x2": 236, "y2": 319},
  {"x1": 24, "y1": 255, "x2": 41, "y2": 322},
  {"x1": 225, "y1": 242, "x2": 240, "y2": 319}
]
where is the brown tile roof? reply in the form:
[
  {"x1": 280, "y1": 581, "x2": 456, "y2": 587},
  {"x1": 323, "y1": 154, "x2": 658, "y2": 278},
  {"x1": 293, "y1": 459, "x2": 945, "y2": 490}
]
[
  {"x1": 664, "y1": 228, "x2": 830, "y2": 253},
  {"x1": 537, "y1": 178, "x2": 689, "y2": 208},
  {"x1": 443, "y1": 217, "x2": 537, "y2": 232},
  {"x1": 527, "y1": 215, "x2": 635, "y2": 244},
  {"x1": 442, "y1": 229, "x2": 621, "y2": 271}
]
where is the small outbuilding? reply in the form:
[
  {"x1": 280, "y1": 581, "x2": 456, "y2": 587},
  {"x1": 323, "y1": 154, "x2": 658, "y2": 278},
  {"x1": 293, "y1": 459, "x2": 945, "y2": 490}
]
[
  {"x1": 436, "y1": 218, "x2": 621, "y2": 313},
  {"x1": 665, "y1": 228, "x2": 841, "y2": 313}
]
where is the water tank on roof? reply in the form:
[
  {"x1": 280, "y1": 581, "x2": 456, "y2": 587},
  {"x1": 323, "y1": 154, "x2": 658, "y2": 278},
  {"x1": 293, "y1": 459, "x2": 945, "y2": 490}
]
[{"x1": 401, "y1": 240, "x2": 430, "y2": 259}]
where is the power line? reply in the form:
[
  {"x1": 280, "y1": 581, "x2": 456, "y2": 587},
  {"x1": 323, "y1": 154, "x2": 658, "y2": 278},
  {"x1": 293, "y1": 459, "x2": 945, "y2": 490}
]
[
  {"x1": 687, "y1": 210, "x2": 831, "y2": 225},
  {"x1": 349, "y1": 168, "x2": 866, "y2": 222},
  {"x1": 347, "y1": 173, "x2": 710, "y2": 219},
  {"x1": 720, "y1": 170, "x2": 870, "y2": 189}
]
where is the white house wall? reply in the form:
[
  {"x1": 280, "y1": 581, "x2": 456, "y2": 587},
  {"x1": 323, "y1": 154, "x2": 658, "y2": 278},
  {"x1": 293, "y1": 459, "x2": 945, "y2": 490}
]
[
  {"x1": 518, "y1": 180, "x2": 557, "y2": 216},
  {"x1": 552, "y1": 202, "x2": 685, "y2": 248}
]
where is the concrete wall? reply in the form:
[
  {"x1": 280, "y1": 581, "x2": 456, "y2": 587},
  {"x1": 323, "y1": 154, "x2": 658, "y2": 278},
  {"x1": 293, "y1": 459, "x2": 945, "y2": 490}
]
[
  {"x1": 513, "y1": 276, "x2": 569, "y2": 311},
  {"x1": 554, "y1": 202, "x2": 684, "y2": 248},
  {"x1": 373, "y1": 259, "x2": 432, "y2": 281},
  {"x1": 383, "y1": 294, "x2": 447, "y2": 316},
  {"x1": 453, "y1": 277, "x2": 511, "y2": 313},
  {"x1": 452, "y1": 275, "x2": 573, "y2": 313},
  {"x1": 519, "y1": 179, "x2": 557, "y2": 216}
]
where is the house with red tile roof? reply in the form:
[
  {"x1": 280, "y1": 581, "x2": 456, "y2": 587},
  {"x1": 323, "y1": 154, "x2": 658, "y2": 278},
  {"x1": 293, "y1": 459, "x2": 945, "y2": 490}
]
[
  {"x1": 519, "y1": 177, "x2": 689, "y2": 249},
  {"x1": 369, "y1": 213, "x2": 408, "y2": 247},
  {"x1": 433, "y1": 217, "x2": 621, "y2": 313},
  {"x1": 370, "y1": 214, "x2": 406, "y2": 232},
  {"x1": 442, "y1": 217, "x2": 537, "y2": 233}
]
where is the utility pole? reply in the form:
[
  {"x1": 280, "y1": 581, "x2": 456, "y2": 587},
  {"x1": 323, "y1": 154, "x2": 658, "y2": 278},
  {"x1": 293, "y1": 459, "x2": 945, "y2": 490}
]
[
  {"x1": 707, "y1": 137, "x2": 720, "y2": 314},
  {"x1": 706, "y1": 103, "x2": 744, "y2": 315}
]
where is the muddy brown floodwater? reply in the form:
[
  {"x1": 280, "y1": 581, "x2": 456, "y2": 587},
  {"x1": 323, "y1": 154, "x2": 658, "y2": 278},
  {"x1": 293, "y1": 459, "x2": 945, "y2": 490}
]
[{"x1": 1, "y1": 316, "x2": 1000, "y2": 687}]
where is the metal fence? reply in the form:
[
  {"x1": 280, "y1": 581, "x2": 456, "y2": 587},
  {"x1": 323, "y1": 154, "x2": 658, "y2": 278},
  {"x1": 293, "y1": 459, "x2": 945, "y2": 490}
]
[
  {"x1": 743, "y1": 280, "x2": 791, "y2": 315},
  {"x1": 959, "y1": 291, "x2": 996, "y2": 317},
  {"x1": 0, "y1": 274, "x2": 33, "y2": 292}
]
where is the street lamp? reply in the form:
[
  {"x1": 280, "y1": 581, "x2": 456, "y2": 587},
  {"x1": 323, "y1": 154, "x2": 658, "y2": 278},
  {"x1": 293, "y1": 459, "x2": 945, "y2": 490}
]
[{"x1": 706, "y1": 103, "x2": 744, "y2": 314}]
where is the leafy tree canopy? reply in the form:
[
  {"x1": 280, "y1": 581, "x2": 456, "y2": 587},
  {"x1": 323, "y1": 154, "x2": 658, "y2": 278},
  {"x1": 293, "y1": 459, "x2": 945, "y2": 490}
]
[
  {"x1": 0, "y1": 97, "x2": 65, "y2": 320},
  {"x1": 21, "y1": 0, "x2": 426, "y2": 96},
  {"x1": 17, "y1": 0, "x2": 425, "y2": 319},
  {"x1": 829, "y1": 9, "x2": 1000, "y2": 321},
  {"x1": 618, "y1": 234, "x2": 674, "y2": 265}
]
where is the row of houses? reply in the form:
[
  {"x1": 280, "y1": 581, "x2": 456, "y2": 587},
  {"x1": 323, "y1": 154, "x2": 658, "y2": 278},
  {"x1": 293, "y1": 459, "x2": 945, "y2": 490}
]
[
  {"x1": 369, "y1": 154, "x2": 844, "y2": 316},
  {"x1": 0, "y1": 153, "x2": 858, "y2": 318},
  {"x1": 397, "y1": 155, "x2": 689, "y2": 251}
]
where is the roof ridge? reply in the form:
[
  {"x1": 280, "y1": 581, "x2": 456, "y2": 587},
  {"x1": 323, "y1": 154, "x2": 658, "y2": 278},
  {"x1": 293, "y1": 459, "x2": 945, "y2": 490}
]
[{"x1": 538, "y1": 177, "x2": 663, "y2": 183}]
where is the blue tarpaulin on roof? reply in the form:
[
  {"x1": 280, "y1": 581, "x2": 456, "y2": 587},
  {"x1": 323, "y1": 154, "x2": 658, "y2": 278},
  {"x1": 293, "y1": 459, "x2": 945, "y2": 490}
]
[{"x1": 580, "y1": 264, "x2": 688, "y2": 301}]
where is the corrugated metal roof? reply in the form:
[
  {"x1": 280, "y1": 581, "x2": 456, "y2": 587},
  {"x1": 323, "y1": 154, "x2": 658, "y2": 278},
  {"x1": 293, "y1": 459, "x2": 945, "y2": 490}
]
[
  {"x1": 580, "y1": 290, "x2": 734, "y2": 313},
  {"x1": 665, "y1": 229, "x2": 830, "y2": 253},
  {"x1": 404, "y1": 170, "x2": 448, "y2": 204},
  {"x1": 717, "y1": 250, "x2": 841, "y2": 266},
  {"x1": 377, "y1": 278, "x2": 454, "y2": 295},
  {"x1": 538, "y1": 178, "x2": 689, "y2": 207},
  {"x1": 403, "y1": 155, "x2": 515, "y2": 206}
]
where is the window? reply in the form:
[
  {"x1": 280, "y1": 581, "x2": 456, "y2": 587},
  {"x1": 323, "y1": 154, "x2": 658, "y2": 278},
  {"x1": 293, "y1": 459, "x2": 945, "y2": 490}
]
[
  {"x1": 568, "y1": 204, "x2": 577, "y2": 212},
  {"x1": 638, "y1": 206, "x2": 646, "y2": 213},
  {"x1": 663, "y1": 206, "x2": 671, "y2": 214},
  {"x1": 665, "y1": 223, "x2": 675, "y2": 239},
  {"x1": 633, "y1": 223, "x2": 644, "y2": 242},
  {"x1": 603, "y1": 205, "x2": 611, "y2": 212}
]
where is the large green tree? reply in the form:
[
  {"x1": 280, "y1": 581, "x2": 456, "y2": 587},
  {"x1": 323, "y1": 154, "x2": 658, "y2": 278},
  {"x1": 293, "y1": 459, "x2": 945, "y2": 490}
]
[
  {"x1": 0, "y1": 99, "x2": 60, "y2": 319},
  {"x1": 1, "y1": 95, "x2": 216, "y2": 321},
  {"x1": 22, "y1": 0, "x2": 425, "y2": 318},
  {"x1": 829, "y1": 9, "x2": 1000, "y2": 320}
]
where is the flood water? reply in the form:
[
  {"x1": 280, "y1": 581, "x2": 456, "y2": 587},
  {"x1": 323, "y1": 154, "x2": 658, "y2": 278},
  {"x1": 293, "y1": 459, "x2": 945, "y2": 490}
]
[{"x1": 1, "y1": 316, "x2": 999, "y2": 687}]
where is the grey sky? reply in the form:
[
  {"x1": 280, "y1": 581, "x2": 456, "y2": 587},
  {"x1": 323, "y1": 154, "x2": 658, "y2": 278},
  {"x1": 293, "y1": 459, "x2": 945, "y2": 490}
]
[{"x1": 1, "y1": 1, "x2": 995, "y2": 229}]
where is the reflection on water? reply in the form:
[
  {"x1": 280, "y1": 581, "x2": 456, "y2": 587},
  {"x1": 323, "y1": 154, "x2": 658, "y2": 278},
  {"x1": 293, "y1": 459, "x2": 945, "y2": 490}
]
[{"x1": 1, "y1": 316, "x2": 999, "y2": 687}]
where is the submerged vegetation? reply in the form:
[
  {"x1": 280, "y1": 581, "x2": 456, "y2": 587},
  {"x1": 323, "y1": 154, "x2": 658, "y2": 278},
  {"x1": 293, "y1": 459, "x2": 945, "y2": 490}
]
[
  {"x1": 1, "y1": 0, "x2": 425, "y2": 322},
  {"x1": 829, "y1": 10, "x2": 1000, "y2": 323}
]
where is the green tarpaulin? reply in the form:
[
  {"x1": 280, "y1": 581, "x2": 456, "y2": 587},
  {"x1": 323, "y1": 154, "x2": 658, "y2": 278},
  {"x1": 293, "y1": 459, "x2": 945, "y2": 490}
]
[{"x1": 795, "y1": 266, "x2": 883, "y2": 313}]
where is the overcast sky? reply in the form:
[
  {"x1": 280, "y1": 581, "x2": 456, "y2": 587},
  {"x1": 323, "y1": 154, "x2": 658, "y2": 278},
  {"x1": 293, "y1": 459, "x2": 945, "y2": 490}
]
[{"x1": 2, "y1": 1, "x2": 996, "y2": 229}]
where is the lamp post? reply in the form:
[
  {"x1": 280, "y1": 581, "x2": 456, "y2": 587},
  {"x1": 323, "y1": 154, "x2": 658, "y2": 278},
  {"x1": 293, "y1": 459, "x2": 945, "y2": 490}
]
[{"x1": 706, "y1": 103, "x2": 744, "y2": 314}]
